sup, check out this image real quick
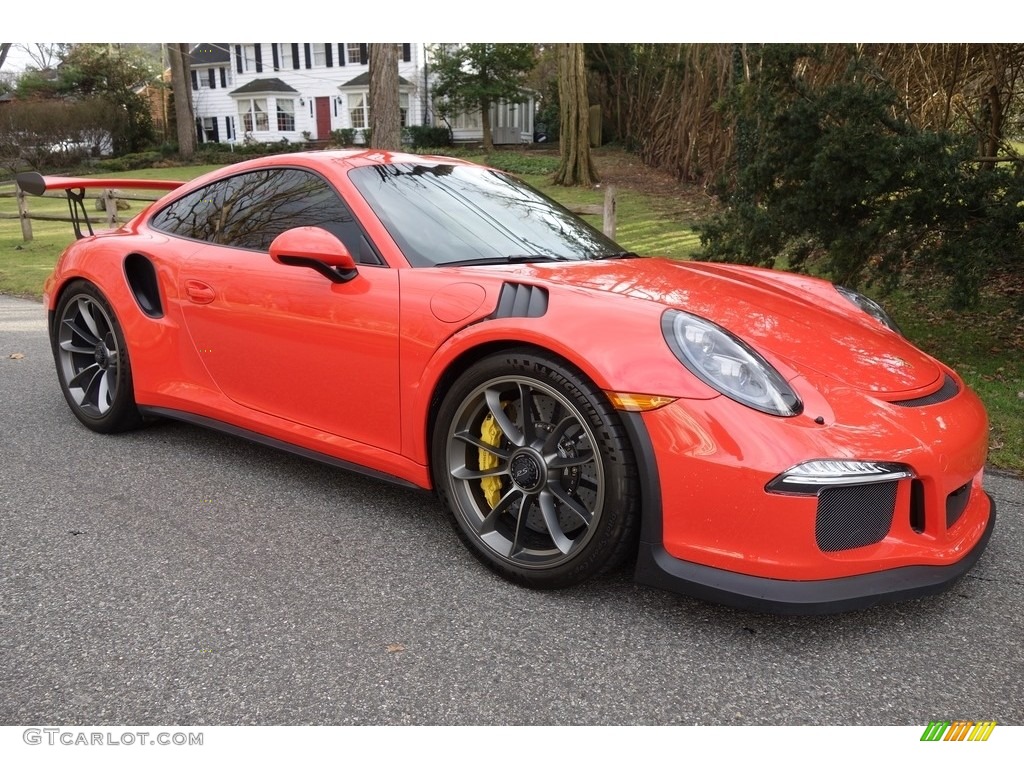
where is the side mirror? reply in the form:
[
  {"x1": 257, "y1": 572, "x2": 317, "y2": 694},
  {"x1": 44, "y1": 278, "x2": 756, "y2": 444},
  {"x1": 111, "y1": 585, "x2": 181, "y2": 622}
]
[{"x1": 269, "y1": 226, "x2": 358, "y2": 283}]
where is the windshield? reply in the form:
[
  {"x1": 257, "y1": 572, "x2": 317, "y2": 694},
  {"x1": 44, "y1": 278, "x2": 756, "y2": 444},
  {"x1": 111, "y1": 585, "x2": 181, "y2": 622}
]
[{"x1": 348, "y1": 162, "x2": 622, "y2": 267}]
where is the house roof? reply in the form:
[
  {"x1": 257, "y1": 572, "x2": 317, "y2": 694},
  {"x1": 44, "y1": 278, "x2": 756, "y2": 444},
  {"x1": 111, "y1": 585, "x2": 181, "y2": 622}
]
[
  {"x1": 339, "y1": 71, "x2": 413, "y2": 89},
  {"x1": 230, "y1": 78, "x2": 300, "y2": 96},
  {"x1": 189, "y1": 44, "x2": 230, "y2": 67}
]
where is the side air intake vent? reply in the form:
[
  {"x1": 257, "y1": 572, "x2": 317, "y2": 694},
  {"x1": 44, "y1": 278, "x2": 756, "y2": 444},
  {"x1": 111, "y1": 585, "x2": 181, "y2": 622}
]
[
  {"x1": 491, "y1": 283, "x2": 548, "y2": 319},
  {"x1": 123, "y1": 254, "x2": 163, "y2": 318}
]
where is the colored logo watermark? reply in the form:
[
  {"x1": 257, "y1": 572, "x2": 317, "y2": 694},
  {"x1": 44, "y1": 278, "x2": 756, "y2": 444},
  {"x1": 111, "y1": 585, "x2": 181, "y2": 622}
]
[{"x1": 921, "y1": 721, "x2": 997, "y2": 741}]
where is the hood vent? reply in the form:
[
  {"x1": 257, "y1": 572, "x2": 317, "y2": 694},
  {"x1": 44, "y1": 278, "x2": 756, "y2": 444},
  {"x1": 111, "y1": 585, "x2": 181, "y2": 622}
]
[{"x1": 890, "y1": 375, "x2": 960, "y2": 408}]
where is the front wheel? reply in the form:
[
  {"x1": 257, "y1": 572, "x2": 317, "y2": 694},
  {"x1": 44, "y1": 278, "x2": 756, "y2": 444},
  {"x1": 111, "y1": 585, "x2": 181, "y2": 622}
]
[
  {"x1": 52, "y1": 280, "x2": 143, "y2": 433},
  {"x1": 432, "y1": 349, "x2": 639, "y2": 588}
]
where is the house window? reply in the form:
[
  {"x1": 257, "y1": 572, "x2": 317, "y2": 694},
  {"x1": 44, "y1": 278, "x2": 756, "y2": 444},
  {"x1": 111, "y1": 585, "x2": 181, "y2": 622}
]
[
  {"x1": 239, "y1": 99, "x2": 269, "y2": 133},
  {"x1": 444, "y1": 110, "x2": 481, "y2": 131},
  {"x1": 201, "y1": 117, "x2": 218, "y2": 143},
  {"x1": 349, "y1": 93, "x2": 368, "y2": 129},
  {"x1": 226, "y1": 115, "x2": 235, "y2": 140},
  {"x1": 278, "y1": 44, "x2": 292, "y2": 70},
  {"x1": 242, "y1": 45, "x2": 256, "y2": 73},
  {"x1": 347, "y1": 43, "x2": 363, "y2": 65},
  {"x1": 400, "y1": 92, "x2": 409, "y2": 127},
  {"x1": 277, "y1": 99, "x2": 295, "y2": 132},
  {"x1": 313, "y1": 44, "x2": 327, "y2": 67}
]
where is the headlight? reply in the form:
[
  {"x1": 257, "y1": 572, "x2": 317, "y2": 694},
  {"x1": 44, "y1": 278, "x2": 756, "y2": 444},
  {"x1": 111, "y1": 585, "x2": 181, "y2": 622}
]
[
  {"x1": 661, "y1": 310, "x2": 802, "y2": 417},
  {"x1": 835, "y1": 286, "x2": 902, "y2": 334}
]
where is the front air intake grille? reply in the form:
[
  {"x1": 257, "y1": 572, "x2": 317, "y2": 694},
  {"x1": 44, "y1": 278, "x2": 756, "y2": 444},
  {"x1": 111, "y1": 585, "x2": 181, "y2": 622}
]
[
  {"x1": 815, "y1": 482, "x2": 898, "y2": 552},
  {"x1": 891, "y1": 375, "x2": 960, "y2": 407},
  {"x1": 946, "y1": 482, "x2": 972, "y2": 529}
]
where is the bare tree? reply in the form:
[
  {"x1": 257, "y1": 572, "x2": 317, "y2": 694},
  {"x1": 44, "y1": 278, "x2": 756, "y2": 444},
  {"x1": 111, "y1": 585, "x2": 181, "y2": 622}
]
[
  {"x1": 369, "y1": 43, "x2": 401, "y2": 150},
  {"x1": 17, "y1": 43, "x2": 66, "y2": 70},
  {"x1": 168, "y1": 43, "x2": 196, "y2": 160},
  {"x1": 553, "y1": 43, "x2": 598, "y2": 186},
  {"x1": 0, "y1": 44, "x2": 12, "y2": 71}
]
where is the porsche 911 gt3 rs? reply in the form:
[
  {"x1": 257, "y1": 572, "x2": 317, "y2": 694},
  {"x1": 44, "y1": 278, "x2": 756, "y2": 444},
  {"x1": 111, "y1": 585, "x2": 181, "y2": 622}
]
[{"x1": 19, "y1": 150, "x2": 996, "y2": 614}]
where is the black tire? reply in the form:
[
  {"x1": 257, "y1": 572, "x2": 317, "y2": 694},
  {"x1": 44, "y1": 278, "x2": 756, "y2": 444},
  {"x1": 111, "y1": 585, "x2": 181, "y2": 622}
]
[
  {"x1": 432, "y1": 348, "x2": 639, "y2": 588},
  {"x1": 51, "y1": 280, "x2": 143, "y2": 433}
]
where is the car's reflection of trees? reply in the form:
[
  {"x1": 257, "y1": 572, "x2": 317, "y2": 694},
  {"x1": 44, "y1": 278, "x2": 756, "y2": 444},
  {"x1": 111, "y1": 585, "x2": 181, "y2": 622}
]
[
  {"x1": 216, "y1": 171, "x2": 347, "y2": 250},
  {"x1": 360, "y1": 163, "x2": 615, "y2": 264}
]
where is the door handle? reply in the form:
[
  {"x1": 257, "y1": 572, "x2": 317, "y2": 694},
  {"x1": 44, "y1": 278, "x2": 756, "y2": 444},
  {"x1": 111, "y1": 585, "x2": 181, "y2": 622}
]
[{"x1": 185, "y1": 280, "x2": 216, "y2": 304}]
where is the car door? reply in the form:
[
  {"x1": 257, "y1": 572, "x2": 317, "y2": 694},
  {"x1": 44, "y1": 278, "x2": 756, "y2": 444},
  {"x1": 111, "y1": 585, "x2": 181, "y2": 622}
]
[{"x1": 171, "y1": 166, "x2": 401, "y2": 452}]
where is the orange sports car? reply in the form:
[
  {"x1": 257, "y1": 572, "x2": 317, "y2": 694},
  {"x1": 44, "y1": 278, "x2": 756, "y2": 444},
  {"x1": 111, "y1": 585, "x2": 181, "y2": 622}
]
[{"x1": 20, "y1": 150, "x2": 996, "y2": 614}]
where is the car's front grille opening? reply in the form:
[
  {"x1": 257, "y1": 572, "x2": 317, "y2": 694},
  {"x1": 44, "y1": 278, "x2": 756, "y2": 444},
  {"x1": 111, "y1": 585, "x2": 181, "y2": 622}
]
[
  {"x1": 910, "y1": 479, "x2": 926, "y2": 533},
  {"x1": 816, "y1": 482, "x2": 898, "y2": 552},
  {"x1": 946, "y1": 481, "x2": 972, "y2": 529}
]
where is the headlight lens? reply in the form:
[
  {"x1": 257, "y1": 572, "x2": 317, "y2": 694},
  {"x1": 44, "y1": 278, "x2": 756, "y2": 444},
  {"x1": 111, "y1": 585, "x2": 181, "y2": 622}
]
[
  {"x1": 661, "y1": 310, "x2": 802, "y2": 417},
  {"x1": 835, "y1": 286, "x2": 902, "y2": 334}
]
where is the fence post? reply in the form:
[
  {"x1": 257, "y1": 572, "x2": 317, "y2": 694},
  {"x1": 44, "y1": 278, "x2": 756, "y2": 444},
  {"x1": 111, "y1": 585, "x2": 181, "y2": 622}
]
[
  {"x1": 602, "y1": 185, "x2": 616, "y2": 240},
  {"x1": 104, "y1": 189, "x2": 118, "y2": 227},
  {"x1": 15, "y1": 182, "x2": 33, "y2": 242}
]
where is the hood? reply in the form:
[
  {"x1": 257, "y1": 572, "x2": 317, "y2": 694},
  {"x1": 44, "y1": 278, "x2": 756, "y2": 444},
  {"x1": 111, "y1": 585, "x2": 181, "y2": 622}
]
[{"x1": 497, "y1": 258, "x2": 941, "y2": 395}]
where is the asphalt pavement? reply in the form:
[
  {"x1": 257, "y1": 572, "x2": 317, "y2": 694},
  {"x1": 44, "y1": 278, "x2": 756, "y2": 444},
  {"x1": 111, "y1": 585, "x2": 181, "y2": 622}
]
[{"x1": 1, "y1": 293, "x2": 1021, "y2": 726}]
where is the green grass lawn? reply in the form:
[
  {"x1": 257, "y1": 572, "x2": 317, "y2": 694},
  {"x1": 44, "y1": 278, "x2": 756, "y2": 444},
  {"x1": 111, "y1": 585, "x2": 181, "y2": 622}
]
[{"x1": 1, "y1": 154, "x2": 1019, "y2": 471}]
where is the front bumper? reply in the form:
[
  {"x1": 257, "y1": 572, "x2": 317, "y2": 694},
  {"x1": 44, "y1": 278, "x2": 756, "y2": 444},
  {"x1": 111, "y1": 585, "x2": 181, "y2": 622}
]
[
  {"x1": 634, "y1": 494, "x2": 995, "y2": 615},
  {"x1": 619, "y1": 377, "x2": 996, "y2": 614}
]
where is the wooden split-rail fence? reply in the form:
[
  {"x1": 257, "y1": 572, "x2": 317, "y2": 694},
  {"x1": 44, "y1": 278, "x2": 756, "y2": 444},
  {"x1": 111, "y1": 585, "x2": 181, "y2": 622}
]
[{"x1": 1, "y1": 179, "x2": 617, "y2": 243}]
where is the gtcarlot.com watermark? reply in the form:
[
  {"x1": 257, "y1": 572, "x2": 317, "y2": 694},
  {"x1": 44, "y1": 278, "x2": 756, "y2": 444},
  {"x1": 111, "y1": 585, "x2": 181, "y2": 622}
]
[{"x1": 23, "y1": 728, "x2": 203, "y2": 747}]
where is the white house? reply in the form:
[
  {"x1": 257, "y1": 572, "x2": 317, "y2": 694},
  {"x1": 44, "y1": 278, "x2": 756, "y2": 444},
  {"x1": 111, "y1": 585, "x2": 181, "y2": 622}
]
[{"x1": 187, "y1": 43, "x2": 535, "y2": 146}]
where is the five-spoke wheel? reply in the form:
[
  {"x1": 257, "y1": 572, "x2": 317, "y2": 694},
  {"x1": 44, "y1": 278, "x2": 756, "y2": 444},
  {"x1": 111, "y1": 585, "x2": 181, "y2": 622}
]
[
  {"x1": 433, "y1": 350, "x2": 638, "y2": 588},
  {"x1": 52, "y1": 281, "x2": 142, "y2": 433}
]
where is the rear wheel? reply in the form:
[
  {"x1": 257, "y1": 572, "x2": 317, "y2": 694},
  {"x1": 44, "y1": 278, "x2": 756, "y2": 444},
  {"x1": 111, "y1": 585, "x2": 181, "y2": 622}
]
[
  {"x1": 52, "y1": 281, "x2": 143, "y2": 433},
  {"x1": 432, "y1": 349, "x2": 639, "y2": 588}
]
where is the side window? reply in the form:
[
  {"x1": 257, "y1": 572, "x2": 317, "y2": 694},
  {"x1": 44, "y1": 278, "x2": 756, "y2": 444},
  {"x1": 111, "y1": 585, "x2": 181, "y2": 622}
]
[
  {"x1": 149, "y1": 168, "x2": 381, "y2": 264},
  {"x1": 149, "y1": 181, "x2": 228, "y2": 242}
]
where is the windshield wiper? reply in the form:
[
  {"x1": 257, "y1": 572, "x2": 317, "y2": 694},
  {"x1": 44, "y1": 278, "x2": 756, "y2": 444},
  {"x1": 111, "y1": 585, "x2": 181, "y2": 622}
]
[
  {"x1": 442, "y1": 254, "x2": 569, "y2": 267},
  {"x1": 589, "y1": 251, "x2": 639, "y2": 260}
]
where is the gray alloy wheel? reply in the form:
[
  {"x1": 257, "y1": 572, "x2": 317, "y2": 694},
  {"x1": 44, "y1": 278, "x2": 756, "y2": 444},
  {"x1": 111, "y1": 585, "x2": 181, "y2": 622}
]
[
  {"x1": 53, "y1": 281, "x2": 142, "y2": 433},
  {"x1": 433, "y1": 350, "x2": 638, "y2": 588}
]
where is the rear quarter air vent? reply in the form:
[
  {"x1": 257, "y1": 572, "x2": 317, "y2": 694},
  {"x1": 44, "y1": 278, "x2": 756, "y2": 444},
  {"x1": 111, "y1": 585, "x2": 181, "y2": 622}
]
[
  {"x1": 491, "y1": 283, "x2": 548, "y2": 319},
  {"x1": 123, "y1": 254, "x2": 164, "y2": 318}
]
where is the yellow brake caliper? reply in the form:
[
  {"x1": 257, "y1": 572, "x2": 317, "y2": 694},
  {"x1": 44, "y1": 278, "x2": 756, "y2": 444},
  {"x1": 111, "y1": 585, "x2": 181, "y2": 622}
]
[{"x1": 479, "y1": 411, "x2": 505, "y2": 509}]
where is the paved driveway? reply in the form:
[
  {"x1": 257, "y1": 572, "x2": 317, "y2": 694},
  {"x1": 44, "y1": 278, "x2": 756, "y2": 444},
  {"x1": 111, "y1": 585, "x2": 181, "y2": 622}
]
[{"x1": 1, "y1": 294, "x2": 1021, "y2": 725}]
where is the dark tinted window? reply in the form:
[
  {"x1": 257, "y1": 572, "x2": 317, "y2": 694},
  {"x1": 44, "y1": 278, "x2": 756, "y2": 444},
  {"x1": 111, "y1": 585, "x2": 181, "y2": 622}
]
[
  {"x1": 149, "y1": 168, "x2": 379, "y2": 263},
  {"x1": 347, "y1": 163, "x2": 621, "y2": 267}
]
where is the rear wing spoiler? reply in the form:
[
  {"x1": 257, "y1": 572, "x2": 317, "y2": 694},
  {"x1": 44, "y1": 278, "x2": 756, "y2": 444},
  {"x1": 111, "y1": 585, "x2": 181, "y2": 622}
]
[{"x1": 15, "y1": 172, "x2": 185, "y2": 240}]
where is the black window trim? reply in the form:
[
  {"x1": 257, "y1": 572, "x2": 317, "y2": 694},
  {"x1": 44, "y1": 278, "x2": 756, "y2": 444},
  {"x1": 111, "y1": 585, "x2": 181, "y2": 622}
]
[{"x1": 147, "y1": 164, "x2": 387, "y2": 267}]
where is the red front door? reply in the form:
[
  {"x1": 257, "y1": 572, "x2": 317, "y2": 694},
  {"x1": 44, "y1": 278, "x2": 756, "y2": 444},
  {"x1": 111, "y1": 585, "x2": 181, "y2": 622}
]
[{"x1": 316, "y1": 97, "x2": 331, "y2": 140}]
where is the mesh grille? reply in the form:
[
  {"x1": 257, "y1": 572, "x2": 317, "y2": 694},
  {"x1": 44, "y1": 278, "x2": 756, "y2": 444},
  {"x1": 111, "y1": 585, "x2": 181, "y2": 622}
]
[
  {"x1": 891, "y1": 375, "x2": 960, "y2": 408},
  {"x1": 946, "y1": 482, "x2": 972, "y2": 529},
  {"x1": 816, "y1": 482, "x2": 898, "y2": 552}
]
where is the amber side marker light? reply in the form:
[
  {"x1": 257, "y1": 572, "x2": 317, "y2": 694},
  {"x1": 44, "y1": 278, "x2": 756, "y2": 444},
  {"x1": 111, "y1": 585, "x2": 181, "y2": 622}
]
[{"x1": 605, "y1": 392, "x2": 677, "y2": 412}]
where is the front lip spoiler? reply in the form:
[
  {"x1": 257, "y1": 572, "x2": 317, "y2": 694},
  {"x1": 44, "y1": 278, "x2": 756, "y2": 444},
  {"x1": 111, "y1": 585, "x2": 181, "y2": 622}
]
[{"x1": 634, "y1": 493, "x2": 997, "y2": 615}]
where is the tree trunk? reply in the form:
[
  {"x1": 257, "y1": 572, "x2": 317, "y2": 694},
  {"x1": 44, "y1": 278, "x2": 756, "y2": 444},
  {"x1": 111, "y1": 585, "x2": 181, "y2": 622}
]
[
  {"x1": 369, "y1": 43, "x2": 401, "y2": 150},
  {"x1": 480, "y1": 98, "x2": 493, "y2": 151},
  {"x1": 554, "y1": 43, "x2": 599, "y2": 186},
  {"x1": 168, "y1": 43, "x2": 196, "y2": 160}
]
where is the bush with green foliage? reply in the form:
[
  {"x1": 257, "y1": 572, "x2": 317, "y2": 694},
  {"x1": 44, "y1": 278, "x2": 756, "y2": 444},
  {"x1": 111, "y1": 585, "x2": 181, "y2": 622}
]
[
  {"x1": 698, "y1": 45, "x2": 1024, "y2": 308},
  {"x1": 330, "y1": 128, "x2": 357, "y2": 147},
  {"x1": 405, "y1": 125, "x2": 452, "y2": 149}
]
